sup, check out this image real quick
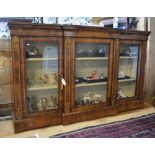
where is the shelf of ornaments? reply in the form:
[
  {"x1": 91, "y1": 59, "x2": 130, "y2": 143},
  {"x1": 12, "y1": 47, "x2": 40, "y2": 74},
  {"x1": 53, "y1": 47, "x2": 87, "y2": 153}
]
[
  {"x1": 76, "y1": 56, "x2": 137, "y2": 61},
  {"x1": 76, "y1": 78, "x2": 136, "y2": 88},
  {"x1": 27, "y1": 84, "x2": 58, "y2": 91},
  {"x1": 26, "y1": 58, "x2": 58, "y2": 61}
]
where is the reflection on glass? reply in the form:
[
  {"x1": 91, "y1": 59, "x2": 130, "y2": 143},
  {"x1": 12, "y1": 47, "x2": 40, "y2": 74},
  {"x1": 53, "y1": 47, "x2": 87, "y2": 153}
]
[
  {"x1": 117, "y1": 44, "x2": 139, "y2": 99},
  {"x1": 25, "y1": 41, "x2": 59, "y2": 113},
  {"x1": 75, "y1": 42, "x2": 109, "y2": 106}
]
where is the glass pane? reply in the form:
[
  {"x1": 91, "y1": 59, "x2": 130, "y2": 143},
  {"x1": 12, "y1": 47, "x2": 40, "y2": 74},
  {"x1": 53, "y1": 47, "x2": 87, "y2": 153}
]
[
  {"x1": 117, "y1": 44, "x2": 139, "y2": 99},
  {"x1": 25, "y1": 41, "x2": 59, "y2": 113},
  {"x1": 75, "y1": 42, "x2": 109, "y2": 106}
]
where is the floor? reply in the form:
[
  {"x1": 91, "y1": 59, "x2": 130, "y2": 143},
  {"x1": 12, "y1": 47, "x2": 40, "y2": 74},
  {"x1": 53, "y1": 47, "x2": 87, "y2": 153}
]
[{"x1": 0, "y1": 101, "x2": 154, "y2": 138}]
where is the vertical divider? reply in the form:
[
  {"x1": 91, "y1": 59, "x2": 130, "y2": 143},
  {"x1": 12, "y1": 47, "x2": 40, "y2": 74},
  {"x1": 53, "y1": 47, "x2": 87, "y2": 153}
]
[
  {"x1": 111, "y1": 39, "x2": 120, "y2": 105},
  {"x1": 63, "y1": 37, "x2": 71, "y2": 113},
  {"x1": 138, "y1": 40, "x2": 147, "y2": 101},
  {"x1": 12, "y1": 36, "x2": 23, "y2": 120},
  {"x1": 107, "y1": 40, "x2": 114, "y2": 104}
]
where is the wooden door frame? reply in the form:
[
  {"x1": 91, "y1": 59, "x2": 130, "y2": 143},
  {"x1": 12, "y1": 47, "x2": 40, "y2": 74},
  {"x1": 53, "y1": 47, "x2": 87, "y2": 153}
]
[
  {"x1": 66, "y1": 38, "x2": 114, "y2": 113},
  {"x1": 112, "y1": 39, "x2": 143, "y2": 105},
  {"x1": 19, "y1": 37, "x2": 64, "y2": 118}
]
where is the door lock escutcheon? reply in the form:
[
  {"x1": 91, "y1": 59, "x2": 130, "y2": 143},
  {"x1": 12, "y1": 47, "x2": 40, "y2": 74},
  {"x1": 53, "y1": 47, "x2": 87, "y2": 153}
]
[{"x1": 60, "y1": 74, "x2": 67, "y2": 90}]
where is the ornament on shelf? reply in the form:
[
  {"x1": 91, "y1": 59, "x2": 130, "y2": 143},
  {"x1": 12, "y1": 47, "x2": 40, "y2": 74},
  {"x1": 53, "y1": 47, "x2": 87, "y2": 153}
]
[
  {"x1": 39, "y1": 74, "x2": 49, "y2": 86},
  {"x1": 127, "y1": 17, "x2": 139, "y2": 30},
  {"x1": 120, "y1": 47, "x2": 131, "y2": 56},
  {"x1": 26, "y1": 45, "x2": 41, "y2": 57},
  {"x1": 80, "y1": 70, "x2": 107, "y2": 83},
  {"x1": 49, "y1": 96, "x2": 58, "y2": 109},
  {"x1": 40, "y1": 98, "x2": 48, "y2": 110},
  {"x1": 91, "y1": 69, "x2": 99, "y2": 80},
  {"x1": 27, "y1": 95, "x2": 58, "y2": 112},
  {"x1": 97, "y1": 48, "x2": 106, "y2": 57},
  {"x1": 120, "y1": 46, "x2": 138, "y2": 57},
  {"x1": 93, "y1": 94, "x2": 102, "y2": 103},
  {"x1": 77, "y1": 92, "x2": 103, "y2": 105},
  {"x1": 117, "y1": 88, "x2": 127, "y2": 99},
  {"x1": 118, "y1": 71, "x2": 125, "y2": 78},
  {"x1": 83, "y1": 91, "x2": 93, "y2": 104},
  {"x1": 77, "y1": 47, "x2": 107, "y2": 57},
  {"x1": 27, "y1": 73, "x2": 58, "y2": 87},
  {"x1": 36, "y1": 96, "x2": 58, "y2": 111},
  {"x1": 30, "y1": 95, "x2": 38, "y2": 112},
  {"x1": 113, "y1": 17, "x2": 119, "y2": 28},
  {"x1": 100, "y1": 73, "x2": 106, "y2": 79},
  {"x1": 54, "y1": 73, "x2": 58, "y2": 82}
]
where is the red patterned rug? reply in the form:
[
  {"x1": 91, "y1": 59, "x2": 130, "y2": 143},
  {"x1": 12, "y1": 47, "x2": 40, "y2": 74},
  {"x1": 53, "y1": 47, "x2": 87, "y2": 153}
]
[{"x1": 51, "y1": 113, "x2": 155, "y2": 138}]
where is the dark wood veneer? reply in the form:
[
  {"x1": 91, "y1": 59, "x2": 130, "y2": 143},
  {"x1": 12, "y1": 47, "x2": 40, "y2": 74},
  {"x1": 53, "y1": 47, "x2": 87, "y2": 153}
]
[{"x1": 9, "y1": 21, "x2": 150, "y2": 133}]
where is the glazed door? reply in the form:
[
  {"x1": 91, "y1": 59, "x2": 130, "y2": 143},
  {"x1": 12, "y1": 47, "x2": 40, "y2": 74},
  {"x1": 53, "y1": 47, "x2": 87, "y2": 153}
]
[
  {"x1": 115, "y1": 40, "x2": 142, "y2": 102},
  {"x1": 70, "y1": 38, "x2": 113, "y2": 112},
  {"x1": 20, "y1": 37, "x2": 63, "y2": 119}
]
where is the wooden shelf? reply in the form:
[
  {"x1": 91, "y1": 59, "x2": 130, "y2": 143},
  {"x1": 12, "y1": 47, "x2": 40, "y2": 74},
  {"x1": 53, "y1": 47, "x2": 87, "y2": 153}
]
[
  {"x1": 76, "y1": 57, "x2": 108, "y2": 60},
  {"x1": 76, "y1": 56, "x2": 137, "y2": 61},
  {"x1": 76, "y1": 81, "x2": 107, "y2": 87},
  {"x1": 26, "y1": 58, "x2": 58, "y2": 61},
  {"x1": 118, "y1": 78, "x2": 136, "y2": 83},
  {"x1": 76, "y1": 78, "x2": 136, "y2": 88},
  {"x1": 27, "y1": 85, "x2": 58, "y2": 91},
  {"x1": 120, "y1": 56, "x2": 138, "y2": 59}
]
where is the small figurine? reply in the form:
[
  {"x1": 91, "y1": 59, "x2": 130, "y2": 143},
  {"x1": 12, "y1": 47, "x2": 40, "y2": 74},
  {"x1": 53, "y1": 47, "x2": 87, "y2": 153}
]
[
  {"x1": 121, "y1": 47, "x2": 138, "y2": 57},
  {"x1": 31, "y1": 95, "x2": 38, "y2": 112},
  {"x1": 27, "y1": 97, "x2": 33, "y2": 112},
  {"x1": 77, "y1": 49, "x2": 87, "y2": 57},
  {"x1": 77, "y1": 92, "x2": 103, "y2": 105},
  {"x1": 54, "y1": 73, "x2": 58, "y2": 82},
  {"x1": 38, "y1": 77, "x2": 44, "y2": 86},
  {"x1": 93, "y1": 94, "x2": 102, "y2": 103},
  {"x1": 41, "y1": 98, "x2": 48, "y2": 110},
  {"x1": 31, "y1": 74, "x2": 50, "y2": 86},
  {"x1": 100, "y1": 73, "x2": 106, "y2": 79},
  {"x1": 117, "y1": 88, "x2": 127, "y2": 99},
  {"x1": 124, "y1": 48, "x2": 130, "y2": 56},
  {"x1": 127, "y1": 17, "x2": 139, "y2": 30},
  {"x1": 91, "y1": 69, "x2": 99, "y2": 80},
  {"x1": 43, "y1": 74, "x2": 49, "y2": 84},
  {"x1": 37, "y1": 97, "x2": 48, "y2": 111},
  {"x1": 97, "y1": 48, "x2": 106, "y2": 56},
  {"x1": 50, "y1": 96, "x2": 58, "y2": 109},
  {"x1": 75, "y1": 78, "x2": 80, "y2": 84},
  {"x1": 32, "y1": 47, "x2": 40, "y2": 55},
  {"x1": 37, "y1": 100, "x2": 43, "y2": 111},
  {"x1": 77, "y1": 49, "x2": 83, "y2": 54},
  {"x1": 26, "y1": 46, "x2": 41, "y2": 56},
  {"x1": 119, "y1": 71, "x2": 125, "y2": 78},
  {"x1": 83, "y1": 92, "x2": 93, "y2": 104},
  {"x1": 113, "y1": 17, "x2": 119, "y2": 28},
  {"x1": 34, "y1": 76, "x2": 41, "y2": 85}
]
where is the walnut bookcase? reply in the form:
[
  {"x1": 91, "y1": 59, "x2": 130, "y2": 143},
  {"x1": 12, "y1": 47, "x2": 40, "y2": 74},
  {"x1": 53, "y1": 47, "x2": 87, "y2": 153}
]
[{"x1": 9, "y1": 21, "x2": 150, "y2": 133}]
